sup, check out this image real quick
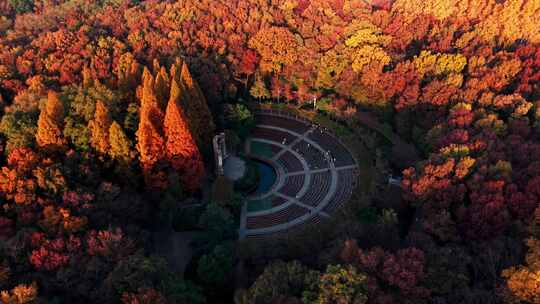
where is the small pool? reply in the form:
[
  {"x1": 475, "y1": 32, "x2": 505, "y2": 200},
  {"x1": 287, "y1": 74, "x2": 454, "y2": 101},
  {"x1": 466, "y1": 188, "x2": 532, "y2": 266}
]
[{"x1": 253, "y1": 160, "x2": 277, "y2": 195}]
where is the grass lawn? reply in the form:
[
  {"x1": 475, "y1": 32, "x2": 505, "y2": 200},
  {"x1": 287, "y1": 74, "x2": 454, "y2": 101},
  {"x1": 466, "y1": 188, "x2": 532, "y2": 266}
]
[
  {"x1": 247, "y1": 197, "x2": 273, "y2": 212},
  {"x1": 250, "y1": 140, "x2": 276, "y2": 159}
]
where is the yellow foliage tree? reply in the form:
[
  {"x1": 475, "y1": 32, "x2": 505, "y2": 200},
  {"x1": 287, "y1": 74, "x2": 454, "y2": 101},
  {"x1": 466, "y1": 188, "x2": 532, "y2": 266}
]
[
  {"x1": 413, "y1": 51, "x2": 467, "y2": 77},
  {"x1": 108, "y1": 121, "x2": 132, "y2": 163},
  {"x1": 350, "y1": 45, "x2": 391, "y2": 73},
  {"x1": 316, "y1": 48, "x2": 350, "y2": 89},
  {"x1": 36, "y1": 91, "x2": 66, "y2": 149},
  {"x1": 344, "y1": 21, "x2": 391, "y2": 73},
  {"x1": 392, "y1": 0, "x2": 540, "y2": 46}
]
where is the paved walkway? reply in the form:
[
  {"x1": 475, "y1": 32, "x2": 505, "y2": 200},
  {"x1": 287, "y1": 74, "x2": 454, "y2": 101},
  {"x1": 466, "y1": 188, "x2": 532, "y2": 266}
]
[
  {"x1": 238, "y1": 114, "x2": 358, "y2": 238},
  {"x1": 224, "y1": 156, "x2": 246, "y2": 181}
]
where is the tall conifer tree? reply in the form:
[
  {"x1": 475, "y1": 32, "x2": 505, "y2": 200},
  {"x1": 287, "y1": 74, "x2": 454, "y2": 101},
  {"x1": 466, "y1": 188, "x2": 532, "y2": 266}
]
[
  {"x1": 36, "y1": 91, "x2": 66, "y2": 148},
  {"x1": 164, "y1": 80, "x2": 205, "y2": 192}
]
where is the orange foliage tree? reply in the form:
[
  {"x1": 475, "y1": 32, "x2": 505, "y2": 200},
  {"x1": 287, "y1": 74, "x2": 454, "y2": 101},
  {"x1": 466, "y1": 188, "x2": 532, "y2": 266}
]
[
  {"x1": 0, "y1": 282, "x2": 38, "y2": 304},
  {"x1": 89, "y1": 100, "x2": 112, "y2": 155},
  {"x1": 136, "y1": 69, "x2": 166, "y2": 189},
  {"x1": 502, "y1": 238, "x2": 540, "y2": 303},
  {"x1": 164, "y1": 80, "x2": 205, "y2": 192}
]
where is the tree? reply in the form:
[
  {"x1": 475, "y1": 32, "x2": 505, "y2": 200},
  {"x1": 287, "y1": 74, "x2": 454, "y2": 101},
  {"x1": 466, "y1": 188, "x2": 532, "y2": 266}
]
[
  {"x1": 164, "y1": 81, "x2": 205, "y2": 192},
  {"x1": 250, "y1": 76, "x2": 270, "y2": 101},
  {"x1": 248, "y1": 26, "x2": 299, "y2": 73},
  {"x1": 86, "y1": 228, "x2": 136, "y2": 262},
  {"x1": 235, "y1": 260, "x2": 319, "y2": 304},
  {"x1": 341, "y1": 240, "x2": 430, "y2": 299},
  {"x1": 345, "y1": 21, "x2": 392, "y2": 73},
  {"x1": 197, "y1": 245, "x2": 234, "y2": 289},
  {"x1": 36, "y1": 91, "x2": 66, "y2": 149},
  {"x1": 89, "y1": 100, "x2": 112, "y2": 155},
  {"x1": 121, "y1": 288, "x2": 167, "y2": 304},
  {"x1": 316, "y1": 265, "x2": 369, "y2": 304},
  {"x1": 109, "y1": 121, "x2": 132, "y2": 163},
  {"x1": 160, "y1": 274, "x2": 206, "y2": 304},
  {"x1": 0, "y1": 282, "x2": 38, "y2": 304},
  {"x1": 178, "y1": 62, "x2": 215, "y2": 153},
  {"x1": 0, "y1": 110, "x2": 38, "y2": 154},
  {"x1": 8, "y1": 0, "x2": 33, "y2": 14},
  {"x1": 237, "y1": 49, "x2": 259, "y2": 88},
  {"x1": 224, "y1": 103, "x2": 255, "y2": 139},
  {"x1": 29, "y1": 236, "x2": 81, "y2": 271},
  {"x1": 136, "y1": 68, "x2": 166, "y2": 189},
  {"x1": 0, "y1": 147, "x2": 40, "y2": 205},
  {"x1": 117, "y1": 52, "x2": 141, "y2": 92},
  {"x1": 106, "y1": 254, "x2": 168, "y2": 295},
  {"x1": 502, "y1": 238, "x2": 540, "y2": 303},
  {"x1": 38, "y1": 205, "x2": 87, "y2": 235},
  {"x1": 413, "y1": 51, "x2": 467, "y2": 78},
  {"x1": 198, "y1": 203, "x2": 236, "y2": 250}
]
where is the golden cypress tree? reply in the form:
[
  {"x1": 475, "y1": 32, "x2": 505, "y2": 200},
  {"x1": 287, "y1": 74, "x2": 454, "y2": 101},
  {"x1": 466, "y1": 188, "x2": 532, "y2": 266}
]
[
  {"x1": 154, "y1": 66, "x2": 170, "y2": 110},
  {"x1": 36, "y1": 91, "x2": 66, "y2": 148},
  {"x1": 136, "y1": 67, "x2": 166, "y2": 189},
  {"x1": 89, "y1": 100, "x2": 112, "y2": 155},
  {"x1": 140, "y1": 67, "x2": 164, "y2": 122}
]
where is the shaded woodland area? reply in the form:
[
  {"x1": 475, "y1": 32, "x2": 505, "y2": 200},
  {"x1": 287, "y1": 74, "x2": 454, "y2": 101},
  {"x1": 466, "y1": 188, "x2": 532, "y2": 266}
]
[{"x1": 0, "y1": 0, "x2": 538, "y2": 303}]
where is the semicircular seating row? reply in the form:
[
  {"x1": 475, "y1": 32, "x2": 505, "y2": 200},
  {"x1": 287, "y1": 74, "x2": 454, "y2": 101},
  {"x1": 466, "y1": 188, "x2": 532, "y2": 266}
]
[{"x1": 245, "y1": 114, "x2": 357, "y2": 235}]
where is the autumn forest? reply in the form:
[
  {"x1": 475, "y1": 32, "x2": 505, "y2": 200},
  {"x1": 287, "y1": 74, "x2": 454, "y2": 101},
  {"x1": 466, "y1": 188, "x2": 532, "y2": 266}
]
[{"x1": 0, "y1": 0, "x2": 539, "y2": 303}]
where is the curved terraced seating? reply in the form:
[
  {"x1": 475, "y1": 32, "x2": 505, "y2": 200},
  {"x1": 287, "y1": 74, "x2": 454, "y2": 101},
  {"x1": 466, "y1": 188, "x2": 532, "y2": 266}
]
[
  {"x1": 272, "y1": 196, "x2": 288, "y2": 207},
  {"x1": 276, "y1": 151, "x2": 304, "y2": 173},
  {"x1": 252, "y1": 127, "x2": 296, "y2": 144},
  {"x1": 323, "y1": 169, "x2": 355, "y2": 214},
  {"x1": 308, "y1": 129, "x2": 355, "y2": 167},
  {"x1": 278, "y1": 174, "x2": 305, "y2": 197},
  {"x1": 246, "y1": 204, "x2": 307, "y2": 229},
  {"x1": 292, "y1": 141, "x2": 328, "y2": 170},
  {"x1": 299, "y1": 172, "x2": 331, "y2": 207},
  {"x1": 242, "y1": 112, "x2": 358, "y2": 237}
]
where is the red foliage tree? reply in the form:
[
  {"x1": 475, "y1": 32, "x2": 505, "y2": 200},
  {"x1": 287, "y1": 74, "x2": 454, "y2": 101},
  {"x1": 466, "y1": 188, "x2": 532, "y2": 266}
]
[
  {"x1": 121, "y1": 288, "x2": 167, "y2": 304},
  {"x1": 29, "y1": 236, "x2": 81, "y2": 271},
  {"x1": 340, "y1": 240, "x2": 430, "y2": 300},
  {"x1": 86, "y1": 228, "x2": 136, "y2": 261}
]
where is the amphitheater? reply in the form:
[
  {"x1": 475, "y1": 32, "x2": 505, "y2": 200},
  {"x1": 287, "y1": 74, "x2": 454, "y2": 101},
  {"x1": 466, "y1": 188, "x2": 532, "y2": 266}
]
[{"x1": 239, "y1": 109, "x2": 359, "y2": 239}]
